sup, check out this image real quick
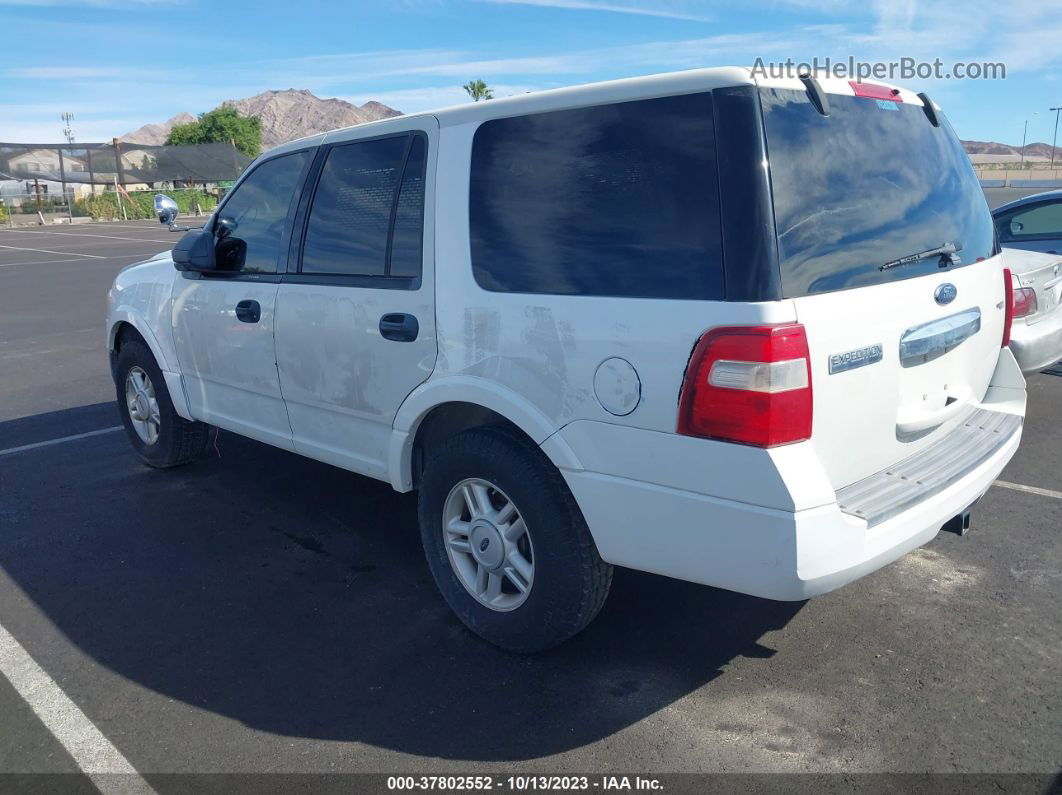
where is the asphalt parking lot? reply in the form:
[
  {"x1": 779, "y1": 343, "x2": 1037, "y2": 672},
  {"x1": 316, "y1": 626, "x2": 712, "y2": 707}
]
[{"x1": 0, "y1": 218, "x2": 1060, "y2": 788}]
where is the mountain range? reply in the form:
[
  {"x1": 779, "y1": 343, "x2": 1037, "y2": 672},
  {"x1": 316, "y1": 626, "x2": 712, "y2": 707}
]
[
  {"x1": 962, "y1": 139, "x2": 1060, "y2": 160},
  {"x1": 121, "y1": 89, "x2": 401, "y2": 148}
]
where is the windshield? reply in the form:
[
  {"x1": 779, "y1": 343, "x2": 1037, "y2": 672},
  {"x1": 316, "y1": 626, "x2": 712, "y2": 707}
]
[{"x1": 760, "y1": 88, "x2": 996, "y2": 296}]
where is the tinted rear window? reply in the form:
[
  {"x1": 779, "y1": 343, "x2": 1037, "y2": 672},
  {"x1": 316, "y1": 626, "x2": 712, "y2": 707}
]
[
  {"x1": 302, "y1": 135, "x2": 408, "y2": 277},
  {"x1": 761, "y1": 88, "x2": 995, "y2": 296},
  {"x1": 469, "y1": 92, "x2": 724, "y2": 299}
]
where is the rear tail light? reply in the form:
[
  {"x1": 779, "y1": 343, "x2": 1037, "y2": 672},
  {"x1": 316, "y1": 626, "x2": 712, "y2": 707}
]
[
  {"x1": 1012, "y1": 286, "x2": 1038, "y2": 318},
  {"x1": 678, "y1": 324, "x2": 813, "y2": 448},
  {"x1": 1002, "y1": 268, "x2": 1015, "y2": 347}
]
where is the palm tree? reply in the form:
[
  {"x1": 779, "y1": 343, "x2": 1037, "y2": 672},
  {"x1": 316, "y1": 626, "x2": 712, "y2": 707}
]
[{"x1": 463, "y1": 80, "x2": 494, "y2": 102}]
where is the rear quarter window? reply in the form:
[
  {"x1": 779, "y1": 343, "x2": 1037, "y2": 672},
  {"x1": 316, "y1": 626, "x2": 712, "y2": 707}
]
[{"x1": 469, "y1": 92, "x2": 724, "y2": 300}]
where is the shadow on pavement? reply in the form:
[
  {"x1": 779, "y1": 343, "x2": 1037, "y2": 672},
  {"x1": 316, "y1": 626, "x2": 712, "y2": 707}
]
[{"x1": 0, "y1": 403, "x2": 804, "y2": 761}]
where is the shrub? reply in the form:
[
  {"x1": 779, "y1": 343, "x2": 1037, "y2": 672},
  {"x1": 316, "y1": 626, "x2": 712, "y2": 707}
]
[{"x1": 74, "y1": 189, "x2": 217, "y2": 221}]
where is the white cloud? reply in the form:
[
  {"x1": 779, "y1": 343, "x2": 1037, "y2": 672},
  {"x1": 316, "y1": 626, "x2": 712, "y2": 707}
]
[
  {"x1": 474, "y1": 0, "x2": 713, "y2": 22},
  {"x1": 343, "y1": 83, "x2": 545, "y2": 113},
  {"x1": 251, "y1": 30, "x2": 807, "y2": 87},
  {"x1": 0, "y1": 117, "x2": 146, "y2": 143},
  {"x1": 5, "y1": 66, "x2": 126, "y2": 78},
  {"x1": 0, "y1": 0, "x2": 166, "y2": 5}
]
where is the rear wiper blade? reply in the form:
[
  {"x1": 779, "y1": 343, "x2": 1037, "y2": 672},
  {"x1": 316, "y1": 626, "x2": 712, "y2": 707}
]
[{"x1": 880, "y1": 242, "x2": 962, "y2": 271}]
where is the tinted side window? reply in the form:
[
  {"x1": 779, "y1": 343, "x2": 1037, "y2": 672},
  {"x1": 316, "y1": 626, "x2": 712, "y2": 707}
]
[
  {"x1": 389, "y1": 135, "x2": 427, "y2": 279},
  {"x1": 469, "y1": 93, "x2": 724, "y2": 299},
  {"x1": 301, "y1": 134, "x2": 426, "y2": 279},
  {"x1": 214, "y1": 151, "x2": 308, "y2": 273},
  {"x1": 998, "y1": 201, "x2": 1062, "y2": 241}
]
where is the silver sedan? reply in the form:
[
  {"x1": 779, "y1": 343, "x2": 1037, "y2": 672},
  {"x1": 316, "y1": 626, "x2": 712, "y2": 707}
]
[
  {"x1": 1003, "y1": 246, "x2": 1062, "y2": 374},
  {"x1": 994, "y1": 189, "x2": 1062, "y2": 255}
]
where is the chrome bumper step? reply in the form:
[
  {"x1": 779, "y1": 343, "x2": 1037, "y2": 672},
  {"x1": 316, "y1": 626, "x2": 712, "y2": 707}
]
[{"x1": 836, "y1": 407, "x2": 1022, "y2": 528}]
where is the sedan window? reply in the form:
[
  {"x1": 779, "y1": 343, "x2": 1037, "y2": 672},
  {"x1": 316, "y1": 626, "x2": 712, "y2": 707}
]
[{"x1": 997, "y1": 200, "x2": 1062, "y2": 242}]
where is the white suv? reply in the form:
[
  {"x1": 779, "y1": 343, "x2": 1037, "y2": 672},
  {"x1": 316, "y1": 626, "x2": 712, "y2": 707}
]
[{"x1": 107, "y1": 68, "x2": 1026, "y2": 652}]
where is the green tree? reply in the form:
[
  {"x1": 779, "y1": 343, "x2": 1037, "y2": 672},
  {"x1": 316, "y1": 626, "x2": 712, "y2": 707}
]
[
  {"x1": 463, "y1": 80, "x2": 494, "y2": 102},
  {"x1": 165, "y1": 105, "x2": 263, "y2": 158}
]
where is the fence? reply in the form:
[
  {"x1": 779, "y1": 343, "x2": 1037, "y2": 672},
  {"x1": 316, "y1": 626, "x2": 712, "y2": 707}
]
[
  {"x1": 0, "y1": 187, "x2": 222, "y2": 227},
  {"x1": 0, "y1": 139, "x2": 248, "y2": 224},
  {"x1": 0, "y1": 140, "x2": 250, "y2": 186},
  {"x1": 973, "y1": 166, "x2": 1062, "y2": 187}
]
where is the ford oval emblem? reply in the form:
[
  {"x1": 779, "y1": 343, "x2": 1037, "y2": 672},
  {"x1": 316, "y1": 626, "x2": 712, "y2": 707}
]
[{"x1": 934, "y1": 283, "x2": 957, "y2": 305}]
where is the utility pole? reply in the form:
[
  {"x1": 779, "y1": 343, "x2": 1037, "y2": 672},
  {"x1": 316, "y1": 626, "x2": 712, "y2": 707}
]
[
  {"x1": 1019, "y1": 119, "x2": 1029, "y2": 170},
  {"x1": 1019, "y1": 112, "x2": 1039, "y2": 171},
  {"x1": 111, "y1": 138, "x2": 126, "y2": 186},
  {"x1": 61, "y1": 112, "x2": 76, "y2": 220},
  {"x1": 61, "y1": 111, "x2": 75, "y2": 144},
  {"x1": 1050, "y1": 106, "x2": 1061, "y2": 170}
]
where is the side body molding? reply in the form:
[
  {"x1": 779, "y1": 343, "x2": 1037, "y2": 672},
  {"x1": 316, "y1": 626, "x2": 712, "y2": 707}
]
[{"x1": 388, "y1": 375, "x2": 583, "y2": 492}]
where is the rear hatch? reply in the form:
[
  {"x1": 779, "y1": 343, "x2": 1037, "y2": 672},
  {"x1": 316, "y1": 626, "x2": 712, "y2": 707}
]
[{"x1": 758, "y1": 79, "x2": 1004, "y2": 490}]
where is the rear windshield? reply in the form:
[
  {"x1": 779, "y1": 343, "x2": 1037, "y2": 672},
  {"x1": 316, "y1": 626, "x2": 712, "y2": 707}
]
[{"x1": 761, "y1": 88, "x2": 995, "y2": 296}]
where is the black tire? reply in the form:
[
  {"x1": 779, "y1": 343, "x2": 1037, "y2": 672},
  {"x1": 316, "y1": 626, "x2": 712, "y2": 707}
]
[
  {"x1": 114, "y1": 338, "x2": 210, "y2": 468},
  {"x1": 418, "y1": 426, "x2": 613, "y2": 653}
]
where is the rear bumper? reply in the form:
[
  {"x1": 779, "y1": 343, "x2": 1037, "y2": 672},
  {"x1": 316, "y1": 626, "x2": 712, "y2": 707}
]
[
  {"x1": 558, "y1": 422, "x2": 1019, "y2": 600},
  {"x1": 549, "y1": 346, "x2": 1026, "y2": 601},
  {"x1": 1009, "y1": 308, "x2": 1062, "y2": 374}
]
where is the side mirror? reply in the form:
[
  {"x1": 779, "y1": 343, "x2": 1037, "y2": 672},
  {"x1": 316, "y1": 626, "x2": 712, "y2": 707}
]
[
  {"x1": 172, "y1": 228, "x2": 216, "y2": 272},
  {"x1": 1010, "y1": 220, "x2": 1024, "y2": 236},
  {"x1": 154, "y1": 193, "x2": 189, "y2": 232},
  {"x1": 215, "y1": 216, "x2": 237, "y2": 240}
]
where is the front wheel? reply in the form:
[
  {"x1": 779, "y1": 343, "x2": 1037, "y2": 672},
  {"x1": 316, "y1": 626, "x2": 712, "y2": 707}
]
[
  {"x1": 418, "y1": 427, "x2": 612, "y2": 653},
  {"x1": 115, "y1": 338, "x2": 210, "y2": 468}
]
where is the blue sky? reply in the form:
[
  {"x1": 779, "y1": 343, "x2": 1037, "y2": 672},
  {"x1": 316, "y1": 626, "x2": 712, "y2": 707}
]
[{"x1": 1, "y1": 0, "x2": 1060, "y2": 146}]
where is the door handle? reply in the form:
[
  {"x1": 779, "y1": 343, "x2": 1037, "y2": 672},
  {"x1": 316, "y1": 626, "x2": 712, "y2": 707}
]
[
  {"x1": 895, "y1": 387, "x2": 971, "y2": 434},
  {"x1": 379, "y1": 313, "x2": 419, "y2": 342},
  {"x1": 235, "y1": 299, "x2": 261, "y2": 323}
]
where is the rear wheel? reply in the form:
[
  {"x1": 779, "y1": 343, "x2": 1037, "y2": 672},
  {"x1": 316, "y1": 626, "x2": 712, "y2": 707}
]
[
  {"x1": 115, "y1": 339, "x2": 210, "y2": 468},
  {"x1": 418, "y1": 427, "x2": 612, "y2": 653}
]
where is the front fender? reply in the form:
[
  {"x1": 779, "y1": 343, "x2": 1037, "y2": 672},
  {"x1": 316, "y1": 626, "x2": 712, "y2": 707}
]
[
  {"x1": 107, "y1": 308, "x2": 192, "y2": 421},
  {"x1": 107, "y1": 308, "x2": 169, "y2": 368},
  {"x1": 388, "y1": 375, "x2": 584, "y2": 492}
]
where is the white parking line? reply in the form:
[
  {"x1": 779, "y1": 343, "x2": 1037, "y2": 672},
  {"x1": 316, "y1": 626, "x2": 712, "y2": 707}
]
[
  {"x1": 84, "y1": 218, "x2": 199, "y2": 228},
  {"x1": 0, "y1": 228, "x2": 174, "y2": 244},
  {"x1": 0, "y1": 257, "x2": 90, "y2": 268},
  {"x1": 0, "y1": 623, "x2": 155, "y2": 793},
  {"x1": 0, "y1": 243, "x2": 103, "y2": 259},
  {"x1": 994, "y1": 480, "x2": 1062, "y2": 500},
  {"x1": 0, "y1": 427, "x2": 122, "y2": 458},
  {"x1": 84, "y1": 223, "x2": 191, "y2": 232}
]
